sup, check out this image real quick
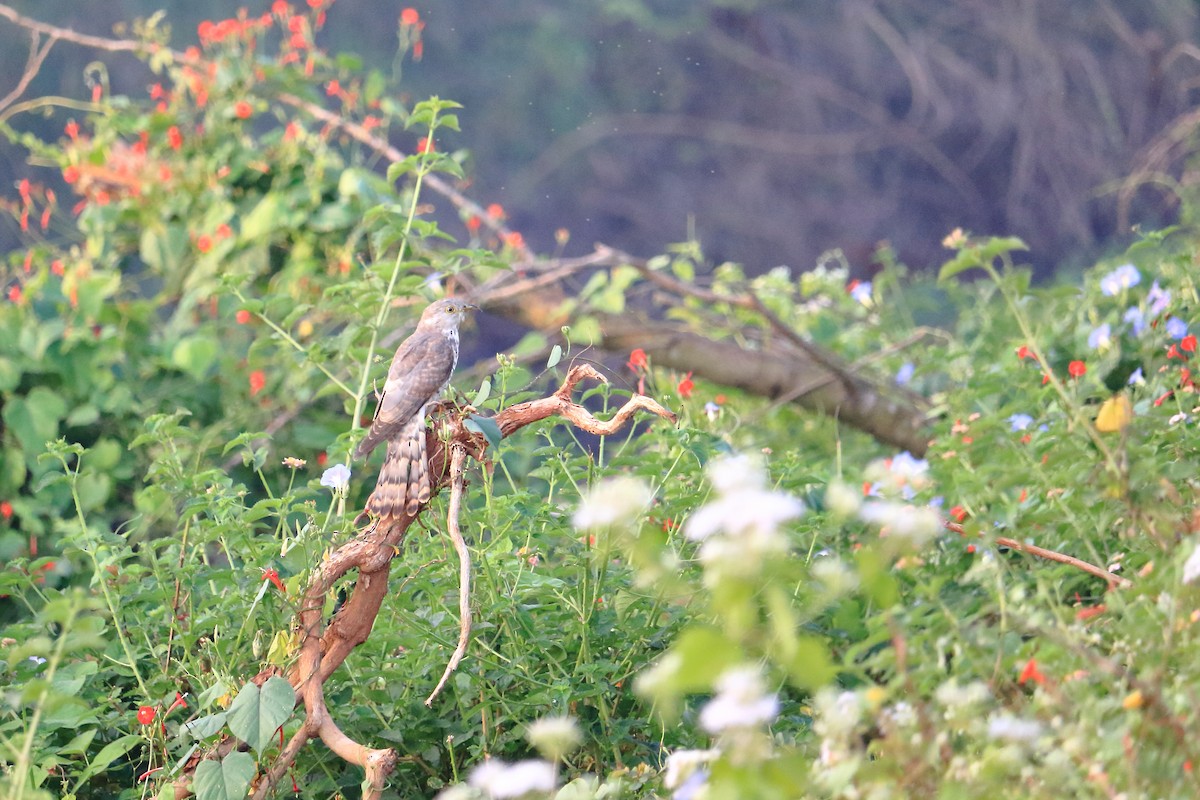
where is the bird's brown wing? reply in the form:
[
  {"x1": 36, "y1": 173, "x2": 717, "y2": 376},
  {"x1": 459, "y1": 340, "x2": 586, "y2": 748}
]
[{"x1": 353, "y1": 329, "x2": 455, "y2": 460}]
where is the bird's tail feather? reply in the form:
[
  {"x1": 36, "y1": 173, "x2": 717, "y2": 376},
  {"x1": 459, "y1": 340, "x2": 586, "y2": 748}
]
[{"x1": 366, "y1": 418, "x2": 430, "y2": 518}]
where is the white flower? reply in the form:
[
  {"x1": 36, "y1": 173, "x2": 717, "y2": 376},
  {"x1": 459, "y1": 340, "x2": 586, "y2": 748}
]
[
  {"x1": 812, "y1": 689, "x2": 863, "y2": 740},
  {"x1": 858, "y1": 500, "x2": 941, "y2": 547},
  {"x1": 987, "y1": 714, "x2": 1042, "y2": 743},
  {"x1": 1183, "y1": 542, "x2": 1200, "y2": 585},
  {"x1": 319, "y1": 464, "x2": 352, "y2": 493},
  {"x1": 823, "y1": 479, "x2": 861, "y2": 518},
  {"x1": 573, "y1": 476, "x2": 653, "y2": 530},
  {"x1": 865, "y1": 451, "x2": 931, "y2": 497},
  {"x1": 663, "y1": 749, "x2": 720, "y2": 790},
  {"x1": 685, "y1": 454, "x2": 804, "y2": 542},
  {"x1": 699, "y1": 666, "x2": 780, "y2": 733},
  {"x1": 935, "y1": 680, "x2": 990, "y2": 710},
  {"x1": 811, "y1": 557, "x2": 858, "y2": 595},
  {"x1": 434, "y1": 787, "x2": 478, "y2": 800},
  {"x1": 469, "y1": 758, "x2": 557, "y2": 798},
  {"x1": 525, "y1": 716, "x2": 581, "y2": 761}
]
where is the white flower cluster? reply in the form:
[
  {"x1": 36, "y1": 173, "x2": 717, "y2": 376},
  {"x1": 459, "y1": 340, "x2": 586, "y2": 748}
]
[
  {"x1": 852, "y1": 452, "x2": 942, "y2": 548},
  {"x1": 684, "y1": 454, "x2": 804, "y2": 582},
  {"x1": 573, "y1": 476, "x2": 654, "y2": 530},
  {"x1": 700, "y1": 665, "x2": 781, "y2": 734},
  {"x1": 465, "y1": 758, "x2": 557, "y2": 799}
]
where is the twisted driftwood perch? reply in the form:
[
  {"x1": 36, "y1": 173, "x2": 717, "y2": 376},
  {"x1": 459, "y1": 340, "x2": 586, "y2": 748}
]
[{"x1": 171, "y1": 365, "x2": 675, "y2": 799}]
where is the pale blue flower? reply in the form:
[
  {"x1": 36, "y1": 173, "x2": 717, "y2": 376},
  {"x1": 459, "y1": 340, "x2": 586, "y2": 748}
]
[
  {"x1": 320, "y1": 464, "x2": 352, "y2": 493},
  {"x1": 1128, "y1": 366, "x2": 1144, "y2": 386},
  {"x1": 895, "y1": 362, "x2": 915, "y2": 385},
  {"x1": 1123, "y1": 306, "x2": 1145, "y2": 335},
  {"x1": 1008, "y1": 413, "x2": 1034, "y2": 432},
  {"x1": 1148, "y1": 281, "x2": 1171, "y2": 315},
  {"x1": 1087, "y1": 323, "x2": 1112, "y2": 350},
  {"x1": 1166, "y1": 317, "x2": 1188, "y2": 339},
  {"x1": 1099, "y1": 263, "x2": 1140, "y2": 296},
  {"x1": 850, "y1": 280, "x2": 873, "y2": 306}
]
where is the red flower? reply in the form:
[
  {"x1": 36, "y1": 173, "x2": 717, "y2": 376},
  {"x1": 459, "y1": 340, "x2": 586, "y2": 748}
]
[
  {"x1": 40, "y1": 207, "x2": 51, "y2": 230},
  {"x1": 0, "y1": 501, "x2": 12, "y2": 519},
  {"x1": 64, "y1": 120, "x2": 79, "y2": 140},
  {"x1": 1075, "y1": 605, "x2": 1106, "y2": 622},
  {"x1": 465, "y1": 215, "x2": 481, "y2": 233},
  {"x1": 948, "y1": 504, "x2": 967, "y2": 522},
  {"x1": 63, "y1": 166, "x2": 80, "y2": 184},
  {"x1": 1067, "y1": 360, "x2": 1086, "y2": 378},
  {"x1": 249, "y1": 370, "x2": 266, "y2": 396},
  {"x1": 137, "y1": 705, "x2": 156, "y2": 725},
  {"x1": 167, "y1": 692, "x2": 188, "y2": 714},
  {"x1": 215, "y1": 224, "x2": 232, "y2": 240},
  {"x1": 400, "y1": 7, "x2": 421, "y2": 25},
  {"x1": 234, "y1": 101, "x2": 253, "y2": 119},
  {"x1": 1018, "y1": 657, "x2": 1046, "y2": 686},
  {"x1": 416, "y1": 138, "x2": 435, "y2": 154},
  {"x1": 486, "y1": 202, "x2": 505, "y2": 220},
  {"x1": 316, "y1": 451, "x2": 328, "y2": 466},
  {"x1": 677, "y1": 371, "x2": 694, "y2": 398},
  {"x1": 504, "y1": 231, "x2": 524, "y2": 250},
  {"x1": 167, "y1": 125, "x2": 183, "y2": 150},
  {"x1": 263, "y1": 568, "x2": 285, "y2": 592},
  {"x1": 150, "y1": 83, "x2": 165, "y2": 100},
  {"x1": 17, "y1": 178, "x2": 31, "y2": 203},
  {"x1": 1167, "y1": 344, "x2": 1182, "y2": 360},
  {"x1": 7, "y1": 286, "x2": 21, "y2": 303},
  {"x1": 236, "y1": 309, "x2": 252, "y2": 324},
  {"x1": 628, "y1": 348, "x2": 648, "y2": 370},
  {"x1": 195, "y1": 234, "x2": 213, "y2": 253},
  {"x1": 51, "y1": 260, "x2": 64, "y2": 276},
  {"x1": 1182, "y1": 334, "x2": 1197, "y2": 354},
  {"x1": 1015, "y1": 345, "x2": 1032, "y2": 360},
  {"x1": 272, "y1": 0, "x2": 290, "y2": 15},
  {"x1": 325, "y1": 79, "x2": 341, "y2": 97}
]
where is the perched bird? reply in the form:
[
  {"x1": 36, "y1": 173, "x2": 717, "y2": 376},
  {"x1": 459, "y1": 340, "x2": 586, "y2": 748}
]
[{"x1": 354, "y1": 298, "x2": 477, "y2": 518}]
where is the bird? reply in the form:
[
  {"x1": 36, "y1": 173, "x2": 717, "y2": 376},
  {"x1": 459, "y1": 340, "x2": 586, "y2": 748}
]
[{"x1": 354, "y1": 298, "x2": 477, "y2": 518}]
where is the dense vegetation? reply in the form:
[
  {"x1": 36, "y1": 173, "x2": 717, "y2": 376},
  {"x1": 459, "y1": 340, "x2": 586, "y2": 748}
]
[{"x1": 2, "y1": 3, "x2": 1200, "y2": 799}]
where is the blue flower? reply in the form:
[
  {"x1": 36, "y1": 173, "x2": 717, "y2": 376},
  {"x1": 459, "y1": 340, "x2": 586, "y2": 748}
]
[
  {"x1": 850, "y1": 280, "x2": 873, "y2": 306},
  {"x1": 1008, "y1": 413, "x2": 1034, "y2": 432},
  {"x1": 1128, "y1": 366, "x2": 1144, "y2": 386},
  {"x1": 895, "y1": 362, "x2": 915, "y2": 385},
  {"x1": 1147, "y1": 281, "x2": 1171, "y2": 315},
  {"x1": 1087, "y1": 323, "x2": 1112, "y2": 350},
  {"x1": 1123, "y1": 306, "x2": 1145, "y2": 336},
  {"x1": 1166, "y1": 316, "x2": 1189, "y2": 340},
  {"x1": 1099, "y1": 263, "x2": 1140, "y2": 296}
]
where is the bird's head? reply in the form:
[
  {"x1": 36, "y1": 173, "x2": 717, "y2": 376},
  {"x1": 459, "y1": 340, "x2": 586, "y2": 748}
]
[{"x1": 418, "y1": 298, "x2": 479, "y2": 331}]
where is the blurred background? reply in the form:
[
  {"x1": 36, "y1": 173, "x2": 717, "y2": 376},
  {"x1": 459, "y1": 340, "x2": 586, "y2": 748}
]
[{"x1": 4, "y1": 0, "x2": 1200, "y2": 276}]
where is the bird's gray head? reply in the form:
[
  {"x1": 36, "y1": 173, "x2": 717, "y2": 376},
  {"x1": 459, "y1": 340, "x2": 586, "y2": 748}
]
[{"x1": 417, "y1": 298, "x2": 478, "y2": 332}]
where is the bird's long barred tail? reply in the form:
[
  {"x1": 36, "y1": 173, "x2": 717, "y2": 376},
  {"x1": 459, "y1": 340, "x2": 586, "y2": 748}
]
[{"x1": 367, "y1": 417, "x2": 430, "y2": 518}]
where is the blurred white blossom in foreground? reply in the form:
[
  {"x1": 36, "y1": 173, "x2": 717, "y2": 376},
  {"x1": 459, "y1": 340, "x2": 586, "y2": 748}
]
[
  {"x1": 525, "y1": 715, "x2": 581, "y2": 761},
  {"x1": 685, "y1": 454, "x2": 804, "y2": 580},
  {"x1": 1183, "y1": 541, "x2": 1200, "y2": 584},
  {"x1": 858, "y1": 499, "x2": 942, "y2": 548},
  {"x1": 987, "y1": 714, "x2": 1043, "y2": 743},
  {"x1": 700, "y1": 665, "x2": 780, "y2": 733},
  {"x1": 467, "y1": 758, "x2": 557, "y2": 798},
  {"x1": 573, "y1": 476, "x2": 654, "y2": 530}
]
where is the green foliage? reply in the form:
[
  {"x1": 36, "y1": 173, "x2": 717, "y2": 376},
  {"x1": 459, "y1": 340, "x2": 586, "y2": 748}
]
[{"x1": 2, "y1": 4, "x2": 1200, "y2": 800}]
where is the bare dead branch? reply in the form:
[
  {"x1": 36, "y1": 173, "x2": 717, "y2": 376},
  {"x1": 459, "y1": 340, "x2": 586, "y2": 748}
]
[
  {"x1": 425, "y1": 445, "x2": 472, "y2": 706},
  {"x1": 944, "y1": 520, "x2": 1131, "y2": 589}
]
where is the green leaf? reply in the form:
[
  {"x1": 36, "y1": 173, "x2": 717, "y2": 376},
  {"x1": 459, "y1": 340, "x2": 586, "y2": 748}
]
[
  {"x1": 465, "y1": 414, "x2": 502, "y2": 450},
  {"x1": 547, "y1": 344, "x2": 562, "y2": 369},
  {"x1": 782, "y1": 636, "x2": 837, "y2": 691},
  {"x1": 471, "y1": 378, "x2": 491, "y2": 407},
  {"x1": 73, "y1": 734, "x2": 140, "y2": 786},
  {"x1": 671, "y1": 627, "x2": 743, "y2": 692},
  {"x1": 171, "y1": 337, "x2": 219, "y2": 380},
  {"x1": 181, "y1": 712, "x2": 229, "y2": 742},
  {"x1": 193, "y1": 752, "x2": 255, "y2": 800},
  {"x1": 977, "y1": 235, "x2": 1028, "y2": 262},
  {"x1": 937, "y1": 249, "x2": 982, "y2": 282},
  {"x1": 240, "y1": 193, "x2": 285, "y2": 241},
  {"x1": 225, "y1": 676, "x2": 295, "y2": 753}
]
